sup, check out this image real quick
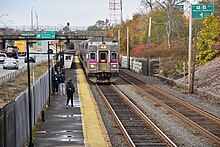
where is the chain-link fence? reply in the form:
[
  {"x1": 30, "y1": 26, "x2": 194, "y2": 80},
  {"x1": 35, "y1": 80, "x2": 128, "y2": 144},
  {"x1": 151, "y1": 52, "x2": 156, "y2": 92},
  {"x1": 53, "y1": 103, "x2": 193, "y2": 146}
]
[{"x1": 0, "y1": 69, "x2": 51, "y2": 147}]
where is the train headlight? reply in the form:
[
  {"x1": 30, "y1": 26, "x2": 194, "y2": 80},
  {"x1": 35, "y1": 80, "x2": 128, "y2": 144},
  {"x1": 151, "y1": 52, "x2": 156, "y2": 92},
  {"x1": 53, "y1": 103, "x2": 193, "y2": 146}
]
[
  {"x1": 90, "y1": 64, "x2": 95, "y2": 69},
  {"x1": 100, "y1": 45, "x2": 107, "y2": 49},
  {"x1": 111, "y1": 64, "x2": 117, "y2": 69}
]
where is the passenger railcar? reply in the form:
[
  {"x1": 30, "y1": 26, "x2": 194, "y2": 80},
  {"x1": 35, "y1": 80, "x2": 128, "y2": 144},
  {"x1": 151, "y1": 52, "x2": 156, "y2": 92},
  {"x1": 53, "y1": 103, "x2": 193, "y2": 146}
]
[
  {"x1": 63, "y1": 50, "x2": 75, "y2": 69},
  {"x1": 79, "y1": 36, "x2": 119, "y2": 82}
]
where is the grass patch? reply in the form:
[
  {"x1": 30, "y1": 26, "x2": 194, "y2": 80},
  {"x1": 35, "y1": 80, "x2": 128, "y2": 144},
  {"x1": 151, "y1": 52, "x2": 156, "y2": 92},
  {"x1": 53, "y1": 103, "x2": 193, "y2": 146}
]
[{"x1": 0, "y1": 62, "x2": 49, "y2": 108}]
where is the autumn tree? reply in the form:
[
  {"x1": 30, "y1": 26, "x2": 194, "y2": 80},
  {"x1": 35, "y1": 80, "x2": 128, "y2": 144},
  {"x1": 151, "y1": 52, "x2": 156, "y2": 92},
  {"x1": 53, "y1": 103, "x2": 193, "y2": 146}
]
[
  {"x1": 87, "y1": 20, "x2": 109, "y2": 31},
  {"x1": 196, "y1": 15, "x2": 220, "y2": 65}
]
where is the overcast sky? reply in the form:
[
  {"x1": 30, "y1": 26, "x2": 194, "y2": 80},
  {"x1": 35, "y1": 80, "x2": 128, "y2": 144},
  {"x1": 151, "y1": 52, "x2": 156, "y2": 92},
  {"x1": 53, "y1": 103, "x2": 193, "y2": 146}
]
[{"x1": 0, "y1": 0, "x2": 141, "y2": 27}]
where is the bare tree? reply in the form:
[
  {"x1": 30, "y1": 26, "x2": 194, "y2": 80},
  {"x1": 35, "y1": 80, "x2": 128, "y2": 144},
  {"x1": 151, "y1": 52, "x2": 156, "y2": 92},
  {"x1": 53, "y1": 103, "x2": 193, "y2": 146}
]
[{"x1": 141, "y1": 0, "x2": 187, "y2": 48}]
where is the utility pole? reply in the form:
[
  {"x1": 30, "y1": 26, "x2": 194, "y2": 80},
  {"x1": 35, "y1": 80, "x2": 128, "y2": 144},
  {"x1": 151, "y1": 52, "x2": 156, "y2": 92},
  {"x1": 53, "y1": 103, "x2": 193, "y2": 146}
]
[
  {"x1": 188, "y1": 4, "x2": 193, "y2": 93},
  {"x1": 147, "y1": 17, "x2": 152, "y2": 76},
  {"x1": 191, "y1": 29, "x2": 197, "y2": 94},
  {"x1": 127, "y1": 27, "x2": 130, "y2": 69},
  {"x1": 118, "y1": 30, "x2": 120, "y2": 54}
]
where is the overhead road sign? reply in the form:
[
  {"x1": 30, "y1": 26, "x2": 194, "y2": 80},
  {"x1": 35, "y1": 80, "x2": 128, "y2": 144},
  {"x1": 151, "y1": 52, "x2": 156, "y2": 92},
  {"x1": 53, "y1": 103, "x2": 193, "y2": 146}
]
[
  {"x1": 192, "y1": 4, "x2": 214, "y2": 19},
  {"x1": 36, "y1": 31, "x2": 55, "y2": 39},
  {"x1": 175, "y1": 5, "x2": 184, "y2": 13},
  {"x1": 21, "y1": 33, "x2": 35, "y2": 37}
]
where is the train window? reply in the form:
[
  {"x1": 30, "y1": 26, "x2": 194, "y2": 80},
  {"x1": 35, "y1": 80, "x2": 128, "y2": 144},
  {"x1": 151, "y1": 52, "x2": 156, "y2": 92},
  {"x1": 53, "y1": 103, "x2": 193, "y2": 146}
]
[
  {"x1": 90, "y1": 52, "x2": 96, "y2": 60},
  {"x1": 111, "y1": 52, "x2": 117, "y2": 60},
  {"x1": 66, "y1": 56, "x2": 71, "y2": 60}
]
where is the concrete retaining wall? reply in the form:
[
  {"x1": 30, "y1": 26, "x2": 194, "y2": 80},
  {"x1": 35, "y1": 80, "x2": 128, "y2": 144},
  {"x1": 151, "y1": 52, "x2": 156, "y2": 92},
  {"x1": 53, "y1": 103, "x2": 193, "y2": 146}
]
[{"x1": 121, "y1": 56, "x2": 159, "y2": 75}]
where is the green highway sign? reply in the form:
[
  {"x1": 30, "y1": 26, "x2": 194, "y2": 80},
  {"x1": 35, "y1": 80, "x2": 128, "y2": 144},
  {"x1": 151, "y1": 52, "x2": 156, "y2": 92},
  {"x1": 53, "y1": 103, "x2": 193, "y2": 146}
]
[
  {"x1": 21, "y1": 33, "x2": 35, "y2": 37},
  {"x1": 192, "y1": 4, "x2": 214, "y2": 19},
  {"x1": 175, "y1": 5, "x2": 184, "y2": 13},
  {"x1": 36, "y1": 31, "x2": 55, "y2": 39},
  {"x1": 37, "y1": 41, "x2": 42, "y2": 45}
]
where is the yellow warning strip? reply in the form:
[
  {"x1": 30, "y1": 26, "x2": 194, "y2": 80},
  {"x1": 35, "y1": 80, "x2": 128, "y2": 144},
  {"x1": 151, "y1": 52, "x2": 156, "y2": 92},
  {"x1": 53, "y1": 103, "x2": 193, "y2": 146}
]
[{"x1": 75, "y1": 56, "x2": 111, "y2": 147}]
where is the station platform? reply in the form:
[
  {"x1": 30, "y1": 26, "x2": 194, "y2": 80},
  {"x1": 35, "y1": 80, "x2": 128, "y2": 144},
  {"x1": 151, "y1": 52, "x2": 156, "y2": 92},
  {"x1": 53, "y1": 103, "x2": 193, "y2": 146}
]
[{"x1": 33, "y1": 56, "x2": 111, "y2": 147}]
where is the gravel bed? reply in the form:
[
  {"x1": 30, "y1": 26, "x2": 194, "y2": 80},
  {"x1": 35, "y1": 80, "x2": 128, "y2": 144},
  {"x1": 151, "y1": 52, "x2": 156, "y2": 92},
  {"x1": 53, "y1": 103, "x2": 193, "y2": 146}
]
[
  {"x1": 177, "y1": 56, "x2": 220, "y2": 99},
  {"x1": 89, "y1": 69, "x2": 219, "y2": 146},
  {"x1": 90, "y1": 83, "x2": 129, "y2": 147},
  {"x1": 122, "y1": 69, "x2": 220, "y2": 118},
  {"x1": 114, "y1": 78, "x2": 214, "y2": 146}
]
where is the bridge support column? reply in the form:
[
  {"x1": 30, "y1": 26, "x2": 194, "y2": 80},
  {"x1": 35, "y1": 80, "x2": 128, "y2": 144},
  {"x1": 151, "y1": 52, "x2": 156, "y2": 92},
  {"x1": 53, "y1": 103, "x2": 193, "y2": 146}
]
[{"x1": 0, "y1": 39, "x2": 6, "y2": 50}]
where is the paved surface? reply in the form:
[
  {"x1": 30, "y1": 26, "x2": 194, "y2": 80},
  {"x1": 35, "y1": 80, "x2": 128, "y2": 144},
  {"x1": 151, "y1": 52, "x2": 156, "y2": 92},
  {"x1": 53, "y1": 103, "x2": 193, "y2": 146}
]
[
  {"x1": 33, "y1": 68, "x2": 84, "y2": 147},
  {"x1": 33, "y1": 56, "x2": 110, "y2": 147}
]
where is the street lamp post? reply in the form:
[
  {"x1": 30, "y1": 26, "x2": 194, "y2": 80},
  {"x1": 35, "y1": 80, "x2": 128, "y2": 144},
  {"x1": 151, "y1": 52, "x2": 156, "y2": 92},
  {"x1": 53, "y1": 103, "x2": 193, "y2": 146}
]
[
  {"x1": 31, "y1": 7, "x2": 34, "y2": 31},
  {"x1": 59, "y1": 44, "x2": 62, "y2": 69},
  {"x1": 0, "y1": 14, "x2": 8, "y2": 19},
  {"x1": 56, "y1": 43, "x2": 58, "y2": 67},
  {"x1": 0, "y1": 14, "x2": 9, "y2": 29},
  {"x1": 35, "y1": 11, "x2": 39, "y2": 31},
  {"x1": 48, "y1": 41, "x2": 51, "y2": 105},
  {"x1": 26, "y1": 39, "x2": 34, "y2": 147}
]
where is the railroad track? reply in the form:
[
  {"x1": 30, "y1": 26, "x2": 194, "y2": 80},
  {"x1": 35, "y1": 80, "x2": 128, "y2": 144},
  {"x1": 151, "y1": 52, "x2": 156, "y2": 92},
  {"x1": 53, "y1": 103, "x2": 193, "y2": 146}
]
[
  {"x1": 96, "y1": 83, "x2": 176, "y2": 147},
  {"x1": 119, "y1": 70, "x2": 220, "y2": 145}
]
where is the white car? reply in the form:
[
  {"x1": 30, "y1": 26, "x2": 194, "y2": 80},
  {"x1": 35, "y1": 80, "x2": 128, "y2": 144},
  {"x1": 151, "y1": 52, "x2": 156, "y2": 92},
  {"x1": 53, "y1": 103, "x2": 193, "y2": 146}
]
[
  {"x1": 3, "y1": 58, "x2": 19, "y2": 69},
  {"x1": 0, "y1": 53, "x2": 7, "y2": 63}
]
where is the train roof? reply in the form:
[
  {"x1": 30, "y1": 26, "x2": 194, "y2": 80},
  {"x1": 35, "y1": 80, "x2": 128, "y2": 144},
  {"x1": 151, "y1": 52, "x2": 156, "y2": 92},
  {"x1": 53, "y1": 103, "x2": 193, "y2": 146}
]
[
  {"x1": 64, "y1": 49, "x2": 76, "y2": 54},
  {"x1": 88, "y1": 36, "x2": 117, "y2": 43}
]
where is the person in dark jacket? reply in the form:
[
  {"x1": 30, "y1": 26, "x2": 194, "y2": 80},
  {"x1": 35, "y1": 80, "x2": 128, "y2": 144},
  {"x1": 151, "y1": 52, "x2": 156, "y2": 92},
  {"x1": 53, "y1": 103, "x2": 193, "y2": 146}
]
[
  {"x1": 52, "y1": 68, "x2": 59, "y2": 94},
  {"x1": 66, "y1": 77, "x2": 75, "y2": 108}
]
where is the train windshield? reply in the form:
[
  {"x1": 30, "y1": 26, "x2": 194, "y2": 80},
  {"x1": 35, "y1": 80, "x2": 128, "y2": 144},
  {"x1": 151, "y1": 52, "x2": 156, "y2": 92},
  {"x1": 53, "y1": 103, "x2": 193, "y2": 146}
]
[
  {"x1": 111, "y1": 52, "x2": 117, "y2": 60},
  {"x1": 100, "y1": 53, "x2": 106, "y2": 60},
  {"x1": 90, "y1": 52, "x2": 96, "y2": 60}
]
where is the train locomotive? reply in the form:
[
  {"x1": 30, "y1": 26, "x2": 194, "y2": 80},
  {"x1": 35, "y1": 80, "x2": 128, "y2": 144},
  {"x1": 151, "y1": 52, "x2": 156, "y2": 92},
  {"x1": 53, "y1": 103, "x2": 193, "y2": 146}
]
[{"x1": 79, "y1": 36, "x2": 119, "y2": 83}]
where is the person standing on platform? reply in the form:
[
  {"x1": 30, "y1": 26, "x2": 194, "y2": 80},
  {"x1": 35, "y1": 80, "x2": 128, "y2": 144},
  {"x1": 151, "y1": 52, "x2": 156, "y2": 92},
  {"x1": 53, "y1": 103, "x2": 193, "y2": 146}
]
[
  {"x1": 66, "y1": 77, "x2": 75, "y2": 108},
  {"x1": 52, "y1": 68, "x2": 59, "y2": 94},
  {"x1": 58, "y1": 70, "x2": 66, "y2": 95}
]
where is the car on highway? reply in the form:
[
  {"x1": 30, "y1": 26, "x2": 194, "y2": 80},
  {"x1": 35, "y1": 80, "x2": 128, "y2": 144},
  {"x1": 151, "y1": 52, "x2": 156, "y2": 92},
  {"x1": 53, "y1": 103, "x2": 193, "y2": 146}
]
[
  {"x1": 0, "y1": 53, "x2": 7, "y2": 63},
  {"x1": 24, "y1": 54, "x2": 36, "y2": 63},
  {"x1": 3, "y1": 58, "x2": 19, "y2": 69}
]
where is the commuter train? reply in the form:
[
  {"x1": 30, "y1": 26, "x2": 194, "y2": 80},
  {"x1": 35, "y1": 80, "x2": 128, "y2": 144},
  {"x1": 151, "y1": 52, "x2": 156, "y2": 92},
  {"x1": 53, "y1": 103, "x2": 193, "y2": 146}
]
[{"x1": 79, "y1": 36, "x2": 119, "y2": 83}]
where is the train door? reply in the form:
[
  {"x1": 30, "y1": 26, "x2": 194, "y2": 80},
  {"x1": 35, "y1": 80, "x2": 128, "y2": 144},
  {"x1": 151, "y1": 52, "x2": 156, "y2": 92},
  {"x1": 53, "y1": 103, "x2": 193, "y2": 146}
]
[{"x1": 98, "y1": 51, "x2": 109, "y2": 72}]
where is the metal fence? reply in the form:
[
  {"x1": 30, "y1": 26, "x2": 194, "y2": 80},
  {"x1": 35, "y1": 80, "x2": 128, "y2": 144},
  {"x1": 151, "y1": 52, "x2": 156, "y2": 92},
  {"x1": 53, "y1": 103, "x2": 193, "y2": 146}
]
[
  {"x1": 0, "y1": 70, "x2": 50, "y2": 147},
  {"x1": 0, "y1": 59, "x2": 48, "y2": 86}
]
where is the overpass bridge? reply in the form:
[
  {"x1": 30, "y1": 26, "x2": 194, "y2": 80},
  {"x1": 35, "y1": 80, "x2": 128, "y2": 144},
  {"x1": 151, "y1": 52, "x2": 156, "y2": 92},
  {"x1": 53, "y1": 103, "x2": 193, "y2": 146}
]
[
  {"x1": 0, "y1": 30, "x2": 106, "y2": 40},
  {"x1": 0, "y1": 29, "x2": 106, "y2": 49}
]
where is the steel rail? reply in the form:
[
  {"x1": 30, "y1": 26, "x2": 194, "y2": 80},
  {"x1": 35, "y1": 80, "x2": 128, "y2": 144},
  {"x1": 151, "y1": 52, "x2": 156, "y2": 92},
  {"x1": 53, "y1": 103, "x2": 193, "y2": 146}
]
[
  {"x1": 111, "y1": 83, "x2": 177, "y2": 147},
  {"x1": 96, "y1": 83, "x2": 177, "y2": 147},
  {"x1": 95, "y1": 84, "x2": 135, "y2": 147},
  {"x1": 119, "y1": 70, "x2": 220, "y2": 145}
]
